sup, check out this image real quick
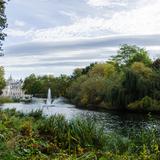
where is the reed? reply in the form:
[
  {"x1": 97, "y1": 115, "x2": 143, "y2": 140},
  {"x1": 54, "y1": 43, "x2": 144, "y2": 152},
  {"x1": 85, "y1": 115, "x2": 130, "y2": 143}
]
[{"x1": 0, "y1": 109, "x2": 160, "y2": 159}]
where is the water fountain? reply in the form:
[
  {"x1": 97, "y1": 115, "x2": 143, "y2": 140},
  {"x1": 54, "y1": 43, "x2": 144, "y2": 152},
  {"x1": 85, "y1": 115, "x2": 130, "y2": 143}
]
[
  {"x1": 45, "y1": 88, "x2": 54, "y2": 107},
  {"x1": 46, "y1": 88, "x2": 52, "y2": 105}
]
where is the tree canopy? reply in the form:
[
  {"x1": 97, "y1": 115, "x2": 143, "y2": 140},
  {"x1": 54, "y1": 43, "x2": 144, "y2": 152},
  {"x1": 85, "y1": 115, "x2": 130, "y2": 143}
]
[
  {"x1": 0, "y1": 0, "x2": 8, "y2": 55},
  {"x1": 23, "y1": 45, "x2": 160, "y2": 112},
  {"x1": 112, "y1": 44, "x2": 152, "y2": 67}
]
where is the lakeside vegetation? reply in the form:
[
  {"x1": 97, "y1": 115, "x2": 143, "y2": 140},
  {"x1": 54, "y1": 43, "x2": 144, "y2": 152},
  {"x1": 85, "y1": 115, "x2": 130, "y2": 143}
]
[
  {"x1": 0, "y1": 109, "x2": 159, "y2": 160},
  {"x1": 23, "y1": 45, "x2": 160, "y2": 112},
  {"x1": 0, "y1": 1, "x2": 160, "y2": 159},
  {"x1": 0, "y1": 96, "x2": 14, "y2": 104}
]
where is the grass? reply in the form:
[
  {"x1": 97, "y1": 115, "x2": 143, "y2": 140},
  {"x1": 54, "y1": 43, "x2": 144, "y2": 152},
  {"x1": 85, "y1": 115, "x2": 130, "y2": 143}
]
[
  {"x1": 0, "y1": 108, "x2": 160, "y2": 159},
  {"x1": 0, "y1": 97, "x2": 14, "y2": 104}
]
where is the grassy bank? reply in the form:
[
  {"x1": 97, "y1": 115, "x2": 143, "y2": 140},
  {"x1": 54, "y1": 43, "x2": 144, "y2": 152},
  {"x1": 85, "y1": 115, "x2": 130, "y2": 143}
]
[
  {"x1": 0, "y1": 97, "x2": 14, "y2": 104},
  {"x1": 0, "y1": 109, "x2": 160, "y2": 159}
]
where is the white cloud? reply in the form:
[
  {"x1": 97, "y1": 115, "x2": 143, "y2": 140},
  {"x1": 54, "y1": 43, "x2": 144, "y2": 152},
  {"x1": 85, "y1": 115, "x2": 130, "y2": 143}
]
[
  {"x1": 14, "y1": 20, "x2": 26, "y2": 27},
  {"x1": 31, "y1": 0, "x2": 160, "y2": 41},
  {"x1": 6, "y1": 28, "x2": 33, "y2": 37},
  {"x1": 87, "y1": 0, "x2": 128, "y2": 7},
  {"x1": 31, "y1": 17, "x2": 112, "y2": 41},
  {"x1": 6, "y1": 0, "x2": 160, "y2": 42},
  {"x1": 59, "y1": 10, "x2": 78, "y2": 21},
  {"x1": 4, "y1": 0, "x2": 160, "y2": 78},
  {"x1": 106, "y1": 0, "x2": 160, "y2": 34}
]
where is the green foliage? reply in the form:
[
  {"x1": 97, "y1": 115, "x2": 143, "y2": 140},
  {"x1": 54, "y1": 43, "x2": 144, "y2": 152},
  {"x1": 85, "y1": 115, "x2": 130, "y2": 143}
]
[
  {"x1": 152, "y1": 58, "x2": 160, "y2": 71},
  {"x1": 128, "y1": 96, "x2": 160, "y2": 111},
  {"x1": 23, "y1": 45, "x2": 160, "y2": 112},
  {"x1": 121, "y1": 64, "x2": 154, "y2": 107},
  {"x1": 80, "y1": 77, "x2": 106, "y2": 106},
  {"x1": 131, "y1": 62, "x2": 153, "y2": 79},
  {"x1": 0, "y1": 0, "x2": 8, "y2": 54},
  {"x1": 0, "y1": 96, "x2": 13, "y2": 104},
  {"x1": 0, "y1": 109, "x2": 160, "y2": 159},
  {"x1": 72, "y1": 68, "x2": 83, "y2": 79},
  {"x1": 66, "y1": 45, "x2": 159, "y2": 111},
  {"x1": 28, "y1": 109, "x2": 43, "y2": 120},
  {"x1": 23, "y1": 74, "x2": 71, "y2": 98},
  {"x1": 0, "y1": 0, "x2": 7, "y2": 95},
  {"x1": 111, "y1": 44, "x2": 152, "y2": 67},
  {"x1": 88, "y1": 63, "x2": 116, "y2": 78},
  {"x1": 0, "y1": 66, "x2": 5, "y2": 94}
]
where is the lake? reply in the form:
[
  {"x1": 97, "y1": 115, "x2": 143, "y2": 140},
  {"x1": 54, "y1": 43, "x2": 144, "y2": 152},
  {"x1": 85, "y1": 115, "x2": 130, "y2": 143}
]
[{"x1": 1, "y1": 97, "x2": 160, "y2": 134}]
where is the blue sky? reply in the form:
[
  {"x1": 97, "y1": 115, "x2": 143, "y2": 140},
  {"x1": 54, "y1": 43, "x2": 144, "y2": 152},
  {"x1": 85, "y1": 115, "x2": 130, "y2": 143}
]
[{"x1": 1, "y1": 0, "x2": 160, "y2": 78}]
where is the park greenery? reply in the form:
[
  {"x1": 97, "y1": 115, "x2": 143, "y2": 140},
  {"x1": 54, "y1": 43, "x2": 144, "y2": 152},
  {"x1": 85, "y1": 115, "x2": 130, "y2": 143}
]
[
  {"x1": 0, "y1": 0, "x2": 8, "y2": 55},
  {"x1": 0, "y1": 108, "x2": 160, "y2": 160},
  {"x1": 0, "y1": 1, "x2": 160, "y2": 159},
  {"x1": 0, "y1": 66, "x2": 5, "y2": 94},
  {"x1": 0, "y1": 0, "x2": 8, "y2": 102},
  {"x1": 23, "y1": 44, "x2": 160, "y2": 112},
  {"x1": 0, "y1": 96, "x2": 14, "y2": 104}
]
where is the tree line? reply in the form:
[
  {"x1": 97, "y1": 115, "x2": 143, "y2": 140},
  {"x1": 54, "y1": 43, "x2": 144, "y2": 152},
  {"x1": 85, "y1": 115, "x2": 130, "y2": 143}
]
[{"x1": 22, "y1": 45, "x2": 160, "y2": 112}]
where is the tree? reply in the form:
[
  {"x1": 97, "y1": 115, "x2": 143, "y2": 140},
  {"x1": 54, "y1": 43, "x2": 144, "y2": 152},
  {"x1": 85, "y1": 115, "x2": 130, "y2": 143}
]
[
  {"x1": 89, "y1": 63, "x2": 116, "y2": 78},
  {"x1": 54, "y1": 75, "x2": 71, "y2": 97},
  {"x1": 82, "y1": 63, "x2": 97, "y2": 74},
  {"x1": 79, "y1": 77, "x2": 106, "y2": 106},
  {"x1": 152, "y1": 58, "x2": 160, "y2": 71},
  {"x1": 104, "y1": 73, "x2": 124, "y2": 108},
  {"x1": 131, "y1": 62, "x2": 153, "y2": 79},
  {"x1": 0, "y1": 0, "x2": 8, "y2": 55},
  {"x1": 22, "y1": 74, "x2": 38, "y2": 96},
  {"x1": 112, "y1": 44, "x2": 152, "y2": 67},
  {"x1": 122, "y1": 63, "x2": 153, "y2": 106},
  {"x1": 67, "y1": 75, "x2": 88, "y2": 104},
  {"x1": 72, "y1": 68, "x2": 83, "y2": 80},
  {"x1": 0, "y1": 66, "x2": 5, "y2": 94}
]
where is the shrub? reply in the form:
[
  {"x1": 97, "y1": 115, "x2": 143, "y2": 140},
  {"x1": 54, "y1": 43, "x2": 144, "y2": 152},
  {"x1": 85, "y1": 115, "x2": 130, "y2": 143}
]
[{"x1": 128, "y1": 96, "x2": 160, "y2": 111}]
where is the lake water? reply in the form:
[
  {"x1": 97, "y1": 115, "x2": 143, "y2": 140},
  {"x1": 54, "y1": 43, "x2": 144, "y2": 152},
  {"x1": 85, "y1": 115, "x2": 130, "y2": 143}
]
[{"x1": 1, "y1": 97, "x2": 160, "y2": 134}]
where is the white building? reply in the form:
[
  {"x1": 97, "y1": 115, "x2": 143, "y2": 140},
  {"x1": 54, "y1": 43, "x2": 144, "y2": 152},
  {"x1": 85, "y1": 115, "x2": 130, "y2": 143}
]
[{"x1": 2, "y1": 76, "x2": 25, "y2": 99}]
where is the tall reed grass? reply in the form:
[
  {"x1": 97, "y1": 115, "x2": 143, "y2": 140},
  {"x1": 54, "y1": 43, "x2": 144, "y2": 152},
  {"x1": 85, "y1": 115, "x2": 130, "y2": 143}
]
[{"x1": 0, "y1": 109, "x2": 159, "y2": 159}]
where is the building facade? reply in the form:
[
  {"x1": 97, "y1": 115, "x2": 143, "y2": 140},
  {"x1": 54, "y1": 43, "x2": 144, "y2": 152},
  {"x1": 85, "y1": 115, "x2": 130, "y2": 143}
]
[{"x1": 2, "y1": 76, "x2": 25, "y2": 99}]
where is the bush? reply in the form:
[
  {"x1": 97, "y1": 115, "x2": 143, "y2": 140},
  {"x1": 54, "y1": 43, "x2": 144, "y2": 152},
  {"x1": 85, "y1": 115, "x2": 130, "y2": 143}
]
[{"x1": 127, "y1": 96, "x2": 160, "y2": 111}]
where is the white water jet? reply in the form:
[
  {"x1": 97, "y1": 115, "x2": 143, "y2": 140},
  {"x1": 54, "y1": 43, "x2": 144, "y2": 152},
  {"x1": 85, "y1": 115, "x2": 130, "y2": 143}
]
[{"x1": 46, "y1": 88, "x2": 52, "y2": 105}]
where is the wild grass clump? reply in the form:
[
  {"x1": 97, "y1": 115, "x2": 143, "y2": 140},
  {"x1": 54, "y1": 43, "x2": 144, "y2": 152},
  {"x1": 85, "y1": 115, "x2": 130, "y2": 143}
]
[
  {"x1": 0, "y1": 97, "x2": 14, "y2": 104},
  {"x1": 0, "y1": 109, "x2": 160, "y2": 159},
  {"x1": 37, "y1": 115, "x2": 106, "y2": 152},
  {"x1": 28, "y1": 109, "x2": 43, "y2": 120},
  {"x1": 37, "y1": 114, "x2": 69, "y2": 147},
  {"x1": 69, "y1": 117, "x2": 106, "y2": 150}
]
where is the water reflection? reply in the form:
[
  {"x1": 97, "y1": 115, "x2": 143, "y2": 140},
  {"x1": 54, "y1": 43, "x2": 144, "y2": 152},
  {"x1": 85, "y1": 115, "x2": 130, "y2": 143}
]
[{"x1": 1, "y1": 98, "x2": 160, "y2": 134}]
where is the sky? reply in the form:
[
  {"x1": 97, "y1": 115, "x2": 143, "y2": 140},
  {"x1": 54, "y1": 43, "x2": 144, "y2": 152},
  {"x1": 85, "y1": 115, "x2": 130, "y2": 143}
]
[{"x1": 1, "y1": 0, "x2": 160, "y2": 79}]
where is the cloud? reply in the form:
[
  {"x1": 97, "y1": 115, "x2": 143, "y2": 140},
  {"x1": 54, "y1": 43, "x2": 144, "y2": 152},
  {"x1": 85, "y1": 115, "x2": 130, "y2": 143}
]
[
  {"x1": 6, "y1": 61, "x2": 96, "y2": 68},
  {"x1": 6, "y1": 28, "x2": 33, "y2": 37},
  {"x1": 14, "y1": 20, "x2": 26, "y2": 27},
  {"x1": 6, "y1": 0, "x2": 160, "y2": 42},
  {"x1": 87, "y1": 0, "x2": 128, "y2": 7},
  {"x1": 5, "y1": 34, "x2": 160, "y2": 57},
  {"x1": 2, "y1": 33, "x2": 160, "y2": 79},
  {"x1": 59, "y1": 10, "x2": 78, "y2": 21},
  {"x1": 106, "y1": 0, "x2": 160, "y2": 34},
  {"x1": 3, "y1": 0, "x2": 160, "y2": 78}
]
